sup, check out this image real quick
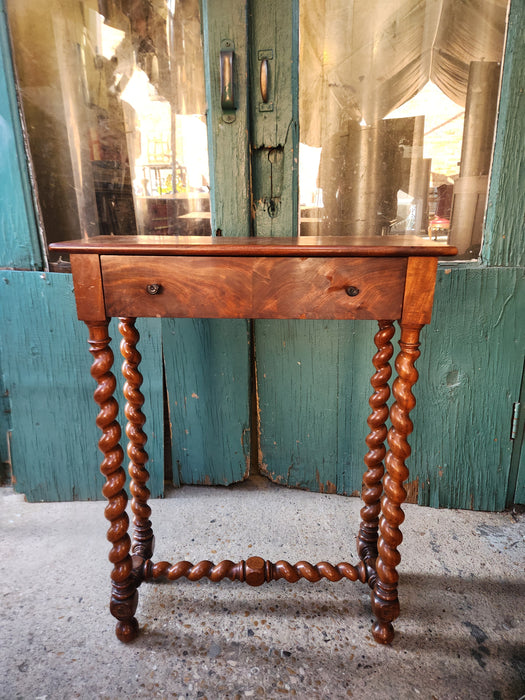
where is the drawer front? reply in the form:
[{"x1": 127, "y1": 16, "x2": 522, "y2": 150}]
[{"x1": 101, "y1": 255, "x2": 407, "y2": 320}]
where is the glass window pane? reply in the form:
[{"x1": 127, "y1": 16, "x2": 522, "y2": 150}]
[
  {"x1": 299, "y1": 0, "x2": 509, "y2": 258},
  {"x1": 7, "y1": 0, "x2": 211, "y2": 261}
]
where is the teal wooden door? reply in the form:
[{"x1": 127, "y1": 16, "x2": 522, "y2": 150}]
[
  {"x1": 1, "y1": 0, "x2": 523, "y2": 509},
  {"x1": 253, "y1": 0, "x2": 525, "y2": 511}
]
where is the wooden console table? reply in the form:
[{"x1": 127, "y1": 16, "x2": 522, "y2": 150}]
[{"x1": 50, "y1": 235, "x2": 457, "y2": 645}]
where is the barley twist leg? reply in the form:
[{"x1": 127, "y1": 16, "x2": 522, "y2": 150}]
[
  {"x1": 88, "y1": 321, "x2": 139, "y2": 643},
  {"x1": 119, "y1": 318, "x2": 154, "y2": 562},
  {"x1": 372, "y1": 323, "x2": 422, "y2": 644},
  {"x1": 357, "y1": 320, "x2": 394, "y2": 585}
]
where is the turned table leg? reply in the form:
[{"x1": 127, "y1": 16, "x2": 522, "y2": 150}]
[
  {"x1": 371, "y1": 322, "x2": 422, "y2": 644},
  {"x1": 119, "y1": 318, "x2": 154, "y2": 563},
  {"x1": 357, "y1": 320, "x2": 395, "y2": 585},
  {"x1": 87, "y1": 320, "x2": 139, "y2": 642}
]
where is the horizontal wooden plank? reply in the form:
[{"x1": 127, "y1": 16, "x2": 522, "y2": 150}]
[
  {"x1": 101, "y1": 255, "x2": 407, "y2": 320},
  {"x1": 50, "y1": 234, "x2": 457, "y2": 258}
]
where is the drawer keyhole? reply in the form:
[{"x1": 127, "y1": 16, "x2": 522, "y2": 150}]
[
  {"x1": 146, "y1": 283, "x2": 162, "y2": 295},
  {"x1": 345, "y1": 286, "x2": 360, "y2": 297}
]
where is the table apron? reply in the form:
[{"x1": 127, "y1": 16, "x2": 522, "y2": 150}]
[{"x1": 100, "y1": 255, "x2": 407, "y2": 320}]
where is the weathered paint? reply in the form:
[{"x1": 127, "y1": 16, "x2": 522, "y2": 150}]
[
  {"x1": 0, "y1": 271, "x2": 164, "y2": 502},
  {"x1": 257, "y1": 266, "x2": 524, "y2": 511},
  {"x1": 508, "y1": 361, "x2": 525, "y2": 505},
  {"x1": 483, "y1": 0, "x2": 525, "y2": 269},
  {"x1": 514, "y1": 427, "x2": 525, "y2": 505},
  {"x1": 249, "y1": 0, "x2": 298, "y2": 237},
  {"x1": 0, "y1": 342, "x2": 10, "y2": 470},
  {"x1": 0, "y1": 1, "x2": 43, "y2": 271},
  {"x1": 256, "y1": 318, "x2": 376, "y2": 495},
  {"x1": 163, "y1": 319, "x2": 251, "y2": 485},
  {"x1": 202, "y1": 0, "x2": 251, "y2": 237},
  {"x1": 411, "y1": 266, "x2": 524, "y2": 511}
]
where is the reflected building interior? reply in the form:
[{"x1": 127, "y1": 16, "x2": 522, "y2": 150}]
[
  {"x1": 6, "y1": 0, "x2": 508, "y2": 261},
  {"x1": 298, "y1": 0, "x2": 508, "y2": 257}
]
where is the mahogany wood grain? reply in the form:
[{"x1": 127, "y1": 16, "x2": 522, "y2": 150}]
[
  {"x1": 70, "y1": 254, "x2": 106, "y2": 322},
  {"x1": 119, "y1": 318, "x2": 155, "y2": 560},
  {"x1": 401, "y1": 257, "x2": 439, "y2": 326},
  {"x1": 357, "y1": 320, "x2": 395, "y2": 586},
  {"x1": 51, "y1": 234, "x2": 457, "y2": 258},
  {"x1": 372, "y1": 323, "x2": 423, "y2": 644},
  {"x1": 60, "y1": 236, "x2": 459, "y2": 646},
  {"x1": 87, "y1": 320, "x2": 139, "y2": 643},
  {"x1": 101, "y1": 255, "x2": 407, "y2": 320}
]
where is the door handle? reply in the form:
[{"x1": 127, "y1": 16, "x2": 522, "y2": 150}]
[
  {"x1": 257, "y1": 50, "x2": 273, "y2": 112},
  {"x1": 260, "y1": 58, "x2": 269, "y2": 103},
  {"x1": 220, "y1": 40, "x2": 235, "y2": 122}
]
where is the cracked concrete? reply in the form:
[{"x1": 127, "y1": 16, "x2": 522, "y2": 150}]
[{"x1": 1, "y1": 479, "x2": 524, "y2": 699}]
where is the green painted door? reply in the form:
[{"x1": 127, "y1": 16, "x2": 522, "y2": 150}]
[
  {"x1": 252, "y1": 0, "x2": 525, "y2": 511},
  {"x1": 1, "y1": 0, "x2": 523, "y2": 509}
]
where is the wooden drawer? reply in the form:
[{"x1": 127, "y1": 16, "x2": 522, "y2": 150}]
[{"x1": 101, "y1": 255, "x2": 407, "y2": 320}]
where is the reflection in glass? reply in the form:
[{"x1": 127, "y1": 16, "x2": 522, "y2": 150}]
[
  {"x1": 299, "y1": 0, "x2": 508, "y2": 256},
  {"x1": 7, "y1": 0, "x2": 211, "y2": 260}
]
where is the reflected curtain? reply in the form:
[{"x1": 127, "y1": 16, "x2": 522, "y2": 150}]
[{"x1": 300, "y1": 0, "x2": 508, "y2": 146}]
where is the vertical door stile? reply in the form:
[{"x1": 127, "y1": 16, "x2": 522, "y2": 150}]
[
  {"x1": 202, "y1": 0, "x2": 251, "y2": 238},
  {"x1": 164, "y1": 1, "x2": 253, "y2": 487},
  {"x1": 249, "y1": 0, "x2": 299, "y2": 237}
]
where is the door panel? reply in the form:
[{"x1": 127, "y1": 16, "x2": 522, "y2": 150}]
[
  {"x1": 256, "y1": 319, "x2": 376, "y2": 495},
  {"x1": 164, "y1": 319, "x2": 251, "y2": 486},
  {"x1": 253, "y1": 0, "x2": 520, "y2": 513}
]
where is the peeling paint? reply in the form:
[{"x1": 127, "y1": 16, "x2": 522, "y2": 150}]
[{"x1": 405, "y1": 477, "x2": 419, "y2": 504}]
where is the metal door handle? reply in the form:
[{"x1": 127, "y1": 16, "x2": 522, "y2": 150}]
[
  {"x1": 220, "y1": 40, "x2": 235, "y2": 121},
  {"x1": 260, "y1": 58, "x2": 269, "y2": 103}
]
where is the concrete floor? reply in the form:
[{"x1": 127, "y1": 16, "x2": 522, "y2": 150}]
[{"x1": 1, "y1": 478, "x2": 524, "y2": 700}]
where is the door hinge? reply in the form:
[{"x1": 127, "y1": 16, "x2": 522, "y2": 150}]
[{"x1": 510, "y1": 402, "x2": 521, "y2": 440}]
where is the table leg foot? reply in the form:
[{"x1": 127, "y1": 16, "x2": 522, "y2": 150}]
[
  {"x1": 111, "y1": 584, "x2": 140, "y2": 642},
  {"x1": 371, "y1": 580, "x2": 400, "y2": 644},
  {"x1": 115, "y1": 618, "x2": 140, "y2": 643},
  {"x1": 371, "y1": 621, "x2": 395, "y2": 645}
]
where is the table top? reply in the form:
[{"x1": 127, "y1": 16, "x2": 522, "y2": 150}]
[{"x1": 50, "y1": 235, "x2": 458, "y2": 258}]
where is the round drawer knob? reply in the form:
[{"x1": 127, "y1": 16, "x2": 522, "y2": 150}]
[
  {"x1": 345, "y1": 286, "x2": 360, "y2": 297},
  {"x1": 146, "y1": 283, "x2": 161, "y2": 295}
]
